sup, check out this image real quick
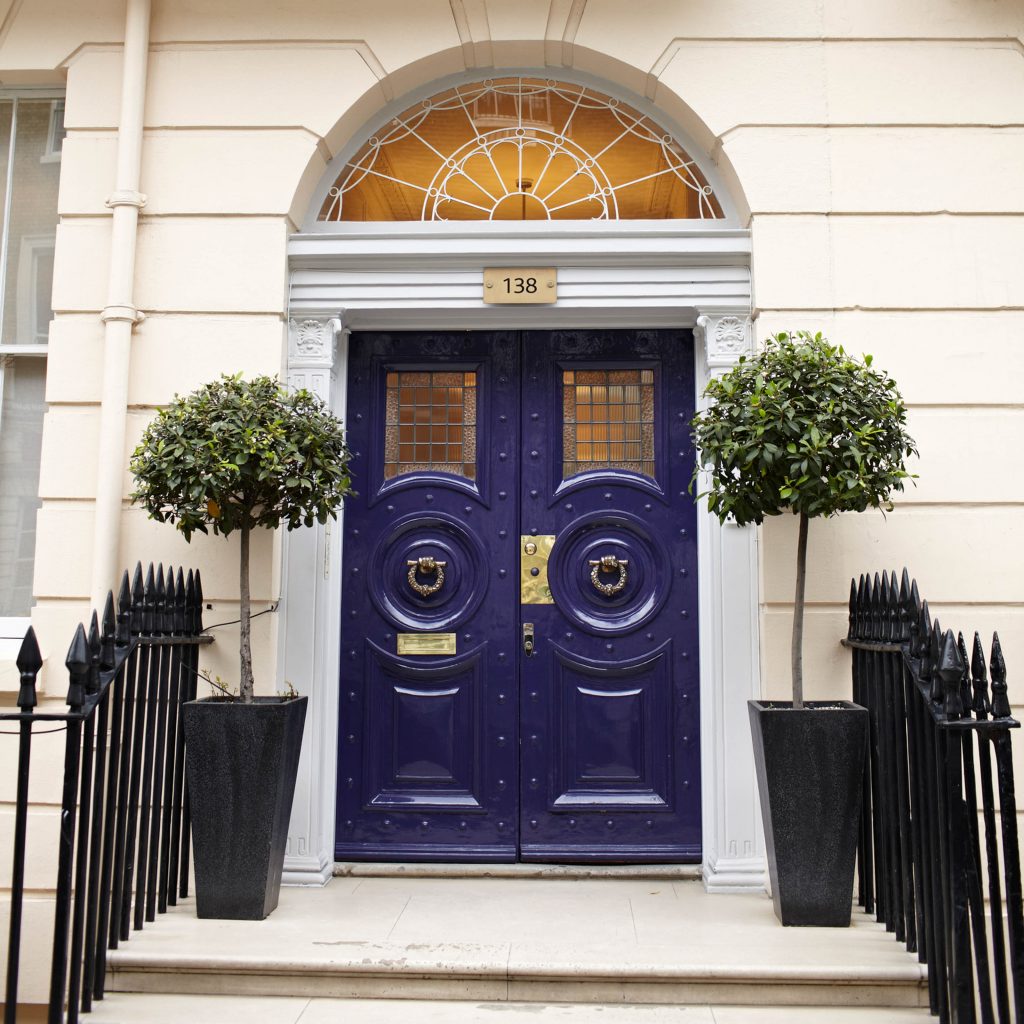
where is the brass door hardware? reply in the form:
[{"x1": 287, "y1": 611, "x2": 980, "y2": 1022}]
[
  {"x1": 520, "y1": 535, "x2": 555, "y2": 604},
  {"x1": 407, "y1": 556, "x2": 447, "y2": 597},
  {"x1": 588, "y1": 554, "x2": 629, "y2": 596},
  {"x1": 523, "y1": 622, "x2": 535, "y2": 655}
]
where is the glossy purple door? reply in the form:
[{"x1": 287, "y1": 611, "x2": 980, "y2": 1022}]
[
  {"x1": 336, "y1": 329, "x2": 699, "y2": 862},
  {"x1": 519, "y1": 330, "x2": 700, "y2": 861}
]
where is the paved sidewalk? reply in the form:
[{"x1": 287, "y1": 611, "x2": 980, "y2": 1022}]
[{"x1": 88, "y1": 993, "x2": 935, "y2": 1023}]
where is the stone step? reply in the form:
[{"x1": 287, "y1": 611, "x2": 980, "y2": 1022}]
[
  {"x1": 103, "y1": 878, "x2": 929, "y2": 1010},
  {"x1": 86, "y1": 992, "x2": 936, "y2": 1024},
  {"x1": 106, "y1": 938, "x2": 927, "y2": 1008}
]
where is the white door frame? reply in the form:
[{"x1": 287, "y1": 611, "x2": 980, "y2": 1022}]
[{"x1": 280, "y1": 222, "x2": 766, "y2": 893}]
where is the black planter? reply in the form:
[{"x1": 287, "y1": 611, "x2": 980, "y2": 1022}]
[
  {"x1": 182, "y1": 695, "x2": 307, "y2": 920},
  {"x1": 748, "y1": 699, "x2": 868, "y2": 926}
]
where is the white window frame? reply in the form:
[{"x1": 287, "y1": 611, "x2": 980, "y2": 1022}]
[
  {"x1": 0, "y1": 87, "x2": 63, "y2": 645},
  {"x1": 40, "y1": 98, "x2": 65, "y2": 164},
  {"x1": 16, "y1": 235, "x2": 56, "y2": 346}
]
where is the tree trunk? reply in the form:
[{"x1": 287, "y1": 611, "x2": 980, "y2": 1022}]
[
  {"x1": 239, "y1": 522, "x2": 254, "y2": 703},
  {"x1": 791, "y1": 511, "x2": 809, "y2": 710}
]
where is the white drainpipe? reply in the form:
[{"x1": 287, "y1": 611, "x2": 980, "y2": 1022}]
[{"x1": 90, "y1": 0, "x2": 151, "y2": 606}]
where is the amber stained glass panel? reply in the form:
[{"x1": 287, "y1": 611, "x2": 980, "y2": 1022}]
[
  {"x1": 384, "y1": 370, "x2": 477, "y2": 480},
  {"x1": 319, "y1": 78, "x2": 723, "y2": 222},
  {"x1": 562, "y1": 368, "x2": 654, "y2": 479}
]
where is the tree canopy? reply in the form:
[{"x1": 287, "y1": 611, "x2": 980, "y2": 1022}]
[
  {"x1": 130, "y1": 374, "x2": 354, "y2": 540},
  {"x1": 691, "y1": 331, "x2": 917, "y2": 527}
]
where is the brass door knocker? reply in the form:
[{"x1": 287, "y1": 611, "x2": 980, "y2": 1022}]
[
  {"x1": 407, "y1": 556, "x2": 447, "y2": 597},
  {"x1": 588, "y1": 554, "x2": 629, "y2": 596}
]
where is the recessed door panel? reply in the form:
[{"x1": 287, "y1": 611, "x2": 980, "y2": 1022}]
[
  {"x1": 551, "y1": 641, "x2": 674, "y2": 808},
  {"x1": 363, "y1": 641, "x2": 486, "y2": 808},
  {"x1": 337, "y1": 329, "x2": 699, "y2": 863}
]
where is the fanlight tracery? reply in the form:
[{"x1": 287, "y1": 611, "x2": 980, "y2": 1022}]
[{"x1": 319, "y1": 78, "x2": 723, "y2": 223}]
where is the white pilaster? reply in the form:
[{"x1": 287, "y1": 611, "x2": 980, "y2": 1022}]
[
  {"x1": 693, "y1": 310, "x2": 767, "y2": 893},
  {"x1": 281, "y1": 313, "x2": 346, "y2": 885}
]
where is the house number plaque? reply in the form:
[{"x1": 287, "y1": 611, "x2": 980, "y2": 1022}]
[
  {"x1": 397, "y1": 633, "x2": 457, "y2": 655},
  {"x1": 483, "y1": 268, "x2": 557, "y2": 304}
]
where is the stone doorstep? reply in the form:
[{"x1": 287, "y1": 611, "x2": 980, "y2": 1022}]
[
  {"x1": 105, "y1": 950, "x2": 928, "y2": 1008},
  {"x1": 100, "y1": 878, "x2": 929, "y2": 1011},
  {"x1": 332, "y1": 862, "x2": 706, "y2": 880}
]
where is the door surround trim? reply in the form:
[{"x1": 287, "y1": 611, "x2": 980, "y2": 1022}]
[{"x1": 281, "y1": 224, "x2": 766, "y2": 893}]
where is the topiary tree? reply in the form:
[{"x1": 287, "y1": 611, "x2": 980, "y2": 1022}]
[
  {"x1": 130, "y1": 374, "x2": 354, "y2": 703},
  {"x1": 691, "y1": 331, "x2": 917, "y2": 708}
]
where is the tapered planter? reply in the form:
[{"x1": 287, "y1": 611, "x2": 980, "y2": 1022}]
[
  {"x1": 748, "y1": 699, "x2": 868, "y2": 926},
  {"x1": 183, "y1": 695, "x2": 307, "y2": 920}
]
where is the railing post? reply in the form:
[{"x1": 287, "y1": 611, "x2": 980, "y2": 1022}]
[
  {"x1": 971, "y1": 631, "x2": 1011, "y2": 1023},
  {"x1": 48, "y1": 625, "x2": 89, "y2": 1024},
  {"x1": 5, "y1": 628, "x2": 41, "y2": 1024},
  {"x1": 81, "y1": 597, "x2": 115, "y2": 1012},
  {"x1": 118, "y1": 564, "x2": 152, "y2": 940},
  {"x1": 990, "y1": 635, "x2": 1024, "y2": 1018},
  {"x1": 938, "y1": 630, "x2": 974, "y2": 1023},
  {"x1": 96, "y1": 572, "x2": 132, "y2": 986},
  {"x1": 134, "y1": 565, "x2": 165, "y2": 929}
]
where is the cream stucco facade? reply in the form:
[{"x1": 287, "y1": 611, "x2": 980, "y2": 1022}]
[{"x1": 2, "y1": 0, "x2": 1023, "y2": 1004}]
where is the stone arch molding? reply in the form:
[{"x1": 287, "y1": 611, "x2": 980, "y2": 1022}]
[{"x1": 280, "y1": 63, "x2": 763, "y2": 896}]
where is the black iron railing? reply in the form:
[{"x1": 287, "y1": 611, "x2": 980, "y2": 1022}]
[
  {"x1": 2, "y1": 564, "x2": 211, "y2": 1023},
  {"x1": 846, "y1": 570, "x2": 1024, "y2": 1024}
]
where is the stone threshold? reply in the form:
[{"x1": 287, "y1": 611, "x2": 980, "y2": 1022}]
[{"x1": 333, "y1": 861, "x2": 705, "y2": 880}]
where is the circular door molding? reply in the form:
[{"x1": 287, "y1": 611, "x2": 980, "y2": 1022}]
[
  {"x1": 548, "y1": 511, "x2": 671, "y2": 636},
  {"x1": 368, "y1": 511, "x2": 489, "y2": 631}
]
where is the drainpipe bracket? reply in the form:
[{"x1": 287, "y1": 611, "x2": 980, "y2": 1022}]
[
  {"x1": 100, "y1": 304, "x2": 145, "y2": 325},
  {"x1": 105, "y1": 189, "x2": 148, "y2": 210}
]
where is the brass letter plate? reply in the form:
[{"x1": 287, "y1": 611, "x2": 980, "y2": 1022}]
[
  {"x1": 520, "y1": 535, "x2": 555, "y2": 604},
  {"x1": 397, "y1": 633, "x2": 457, "y2": 655},
  {"x1": 483, "y1": 268, "x2": 557, "y2": 305}
]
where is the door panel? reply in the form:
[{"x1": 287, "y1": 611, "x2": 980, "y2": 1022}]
[
  {"x1": 336, "y1": 332, "x2": 519, "y2": 861},
  {"x1": 337, "y1": 329, "x2": 699, "y2": 863},
  {"x1": 519, "y1": 330, "x2": 700, "y2": 861}
]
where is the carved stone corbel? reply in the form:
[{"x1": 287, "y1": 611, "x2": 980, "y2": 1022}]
[
  {"x1": 287, "y1": 315, "x2": 343, "y2": 401},
  {"x1": 695, "y1": 312, "x2": 754, "y2": 376}
]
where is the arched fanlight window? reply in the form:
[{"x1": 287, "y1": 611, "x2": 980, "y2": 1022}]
[{"x1": 319, "y1": 77, "x2": 723, "y2": 222}]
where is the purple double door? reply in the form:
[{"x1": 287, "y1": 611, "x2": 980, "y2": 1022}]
[{"x1": 336, "y1": 329, "x2": 700, "y2": 862}]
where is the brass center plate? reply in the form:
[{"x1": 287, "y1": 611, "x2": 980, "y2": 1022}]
[{"x1": 520, "y1": 535, "x2": 556, "y2": 604}]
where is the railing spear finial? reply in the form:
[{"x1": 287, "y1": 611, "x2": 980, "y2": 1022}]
[
  {"x1": 990, "y1": 632, "x2": 1010, "y2": 719},
  {"x1": 65, "y1": 624, "x2": 90, "y2": 713},
  {"x1": 116, "y1": 570, "x2": 131, "y2": 647},
  {"x1": 871, "y1": 572, "x2": 883, "y2": 641},
  {"x1": 15, "y1": 626, "x2": 41, "y2": 712},
  {"x1": 898, "y1": 569, "x2": 912, "y2": 642},
  {"x1": 130, "y1": 563, "x2": 144, "y2": 637},
  {"x1": 918, "y1": 598, "x2": 932, "y2": 667},
  {"x1": 887, "y1": 570, "x2": 900, "y2": 642},
  {"x1": 971, "y1": 632, "x2": 991, "y2": 719},
  {"x1": 930, "y1": 614, "x2": 944, "y2": 704},
  {"x1": 878, "y1": 572, "x2": 890, "y2": 642},
  {"x1": 957, "y1": 632, "x2": 972, "y2": 716},
  {"x1": 101, "y1": 590, "x2": 116, "y2": 669},
  {"x1": 86, "y1": 612, "x2": 102, "y2": 695},
  {"x1": 939, "y1": 629, "x2": 964, "y2": 720}
]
